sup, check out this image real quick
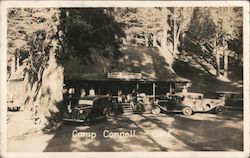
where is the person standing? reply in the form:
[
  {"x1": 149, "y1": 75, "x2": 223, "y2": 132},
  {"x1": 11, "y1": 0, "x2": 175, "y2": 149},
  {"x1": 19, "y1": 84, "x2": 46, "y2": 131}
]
[
  {"x1": 118, "y1": 90, "x2": 123, "y2": 103},
  {"x1": 89, "y1": 88, "x2": 95, "y2": 96},
  {"x1": 67, "y1": 87, "x2": 75, "y2": 113},
  {"x1": 80, "y1": 89, "x2": 86, "y2": 97}
]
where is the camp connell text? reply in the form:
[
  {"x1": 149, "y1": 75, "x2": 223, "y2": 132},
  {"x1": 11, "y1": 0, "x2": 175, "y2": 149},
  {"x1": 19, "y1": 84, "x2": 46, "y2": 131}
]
[{"x1": 72, "y1": 129, "x2": 173, "y2": 139}]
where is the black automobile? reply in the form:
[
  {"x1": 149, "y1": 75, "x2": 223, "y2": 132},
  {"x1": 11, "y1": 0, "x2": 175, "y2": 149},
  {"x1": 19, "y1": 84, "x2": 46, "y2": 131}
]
[
  {"x1": 216, "y1": 91, "x2": 243, "y2": 110},
  {"x1": 7, "y1": 95, "x2": 23, "y2": 111},
  {"x1": 63, "y1": 95, "x2": 116, "y2": 125}
]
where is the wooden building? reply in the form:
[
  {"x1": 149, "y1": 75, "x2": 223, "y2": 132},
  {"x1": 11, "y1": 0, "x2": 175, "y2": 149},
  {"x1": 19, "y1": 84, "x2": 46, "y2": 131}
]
[{"x1": 64, "y1": 46, "x2": 189, "y2": 102}]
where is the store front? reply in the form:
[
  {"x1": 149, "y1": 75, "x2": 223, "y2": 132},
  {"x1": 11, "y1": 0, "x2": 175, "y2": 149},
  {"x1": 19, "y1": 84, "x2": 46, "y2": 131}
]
[{"x1": 64, "y1": 46, "x2": 189, "y2": 111}]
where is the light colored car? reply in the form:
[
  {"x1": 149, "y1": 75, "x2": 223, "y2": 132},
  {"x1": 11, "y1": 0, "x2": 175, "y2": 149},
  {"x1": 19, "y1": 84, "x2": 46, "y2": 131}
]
[
  {"x1": 153, "y1": 92, "x2": 225, "y2": 116},
  {"x1": 178, "y1": 92, "x2": 225, "y2": 115}
]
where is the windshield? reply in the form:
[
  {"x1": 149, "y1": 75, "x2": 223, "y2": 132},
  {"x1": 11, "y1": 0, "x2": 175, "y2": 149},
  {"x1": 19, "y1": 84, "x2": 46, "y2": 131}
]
[{"x1": 185, "y1": 94, "x2": 203, "y2": 99}]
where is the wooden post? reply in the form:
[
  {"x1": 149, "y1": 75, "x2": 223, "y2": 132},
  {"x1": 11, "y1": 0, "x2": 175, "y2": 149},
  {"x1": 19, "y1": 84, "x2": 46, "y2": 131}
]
[
  {"x1": 153, "y1": 83, "x2": 156, "y2": 101},
  {"x1": 170, "y1": 83, "x2": 173, "y2": 94},
  {"x1": 136, "y1": 83, "x2": 139, "y2": 91},
  {"x1": 11, "y1": 55, "x2": 15, "y2": 74},
  {"x1": 98, "y1": 83, "x2": 100, "y2": 95}
]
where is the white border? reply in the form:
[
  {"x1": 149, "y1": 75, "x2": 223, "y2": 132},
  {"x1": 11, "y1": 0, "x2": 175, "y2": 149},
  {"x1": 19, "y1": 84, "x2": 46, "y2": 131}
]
[
  {"x1": 243, "y1": 1, "x2": 250, "y2": 156},
  {"x1": 0, "y1": 0, "x2": 248, "y2": 7},
  {"x1": 0, "y1": 1, "x2": 249, "y2": 158}
]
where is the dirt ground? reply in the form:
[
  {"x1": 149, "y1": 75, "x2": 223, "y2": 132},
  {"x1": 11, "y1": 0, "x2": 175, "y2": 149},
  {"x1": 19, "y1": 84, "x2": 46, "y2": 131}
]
[{"x1": 7, "y1": 110, "x2": 243, "y2": 152}]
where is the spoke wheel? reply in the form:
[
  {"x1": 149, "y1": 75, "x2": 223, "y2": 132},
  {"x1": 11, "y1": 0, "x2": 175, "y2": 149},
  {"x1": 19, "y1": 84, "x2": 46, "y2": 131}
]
[
  {"x1": 152, "y1": 107, "x2": 161, "y2": 115},
  {"x1": 104, "y1": 107, "x2": 112, "y2": 118},
  {"x1": 84, "y1": 117, "x2": 92, "y2": 126},
  {"x1": 215, "y1": 106, "x2": 225, "y2": 115},
  {"x1": 182, "y1": 106, "x2": 193, "y2": 116}
]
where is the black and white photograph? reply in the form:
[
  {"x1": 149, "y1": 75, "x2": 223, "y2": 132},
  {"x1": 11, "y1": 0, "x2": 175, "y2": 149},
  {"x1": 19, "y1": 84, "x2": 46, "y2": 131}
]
[{"x1": 0, "y1": 1, "x2": 249, "y2": 158}]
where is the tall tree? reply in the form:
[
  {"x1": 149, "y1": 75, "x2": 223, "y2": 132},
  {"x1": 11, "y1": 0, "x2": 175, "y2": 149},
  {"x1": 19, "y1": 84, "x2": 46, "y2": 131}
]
[
  {"x1": 209, "y1": 7, "x2": 242, "y2": 78},
  {"x1": 114, "y1": 7, "x2": 174, "y2": 64},
  {"x1": 170, "y1": 7, "x2": 193, "y2": 56},
  {"x1": 183, "y1": 7, "x2": 243, "y2": 80},
  {"x1": 8, "y1": 8, "x2": 64, "y2": 129}
]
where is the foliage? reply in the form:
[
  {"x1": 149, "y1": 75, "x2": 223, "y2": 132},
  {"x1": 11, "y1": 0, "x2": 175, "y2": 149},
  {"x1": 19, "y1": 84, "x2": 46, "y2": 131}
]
[
  {"x1": 114, "y1": 7, "x2": 164, "y2": 46},
  {"x1": 182, "y1": 7, "x2": 243, "y2": 78},
  {"x1": 60, "y1": 8, "x2": 125, "y2": 63},
  {"x1": 7, "y1": 8, "x2": 64, "y2": 129}
]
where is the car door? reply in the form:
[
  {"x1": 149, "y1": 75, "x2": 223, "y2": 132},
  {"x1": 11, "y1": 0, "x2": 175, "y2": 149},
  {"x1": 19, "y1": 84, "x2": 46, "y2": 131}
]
[
  {"x1": 193, "y1": 95, "x2": 203, "y2": 111},
  {"x1": 92, "y1": 99, "x2": 101, "y2": 118},
  {"x1": 97, "y1": 98, "x2": 107, "y2": 117}
]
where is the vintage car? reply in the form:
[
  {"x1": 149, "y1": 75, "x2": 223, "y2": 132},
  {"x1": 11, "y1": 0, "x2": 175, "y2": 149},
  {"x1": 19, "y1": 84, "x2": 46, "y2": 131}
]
[
  {"x1": 7, "y1": 95, "x2": 23, "y2": 111},
  {"x1": 63, "y1": 95, "x2": 115, "y2": 125},
  {"x1": 216, "y1": 91, "x2": 243, "y2": 110},
  {"x1": 152, "y1": 92, "x2": 225, "y2": 116}
]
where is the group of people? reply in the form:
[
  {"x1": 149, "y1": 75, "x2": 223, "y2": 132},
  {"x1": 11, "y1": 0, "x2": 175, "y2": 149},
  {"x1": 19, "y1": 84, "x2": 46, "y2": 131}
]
[
  {"x1": 79, "y1": 88, "x2": 95, "y2": 97},
  {"x1": 117, "y1": 89, "x2": 138, "y2": 103},
  {"x1": 117, "y1": 89, "x2": 145, "y2": 111}
]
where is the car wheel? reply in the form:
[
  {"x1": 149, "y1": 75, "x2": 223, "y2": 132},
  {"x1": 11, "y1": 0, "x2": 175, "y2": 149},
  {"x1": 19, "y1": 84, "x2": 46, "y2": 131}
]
[
  {"x1": 215, "y1": 106, "x2": 225, "y2": 114},
  {"x1": 182, "y1": 106, "x2": 193, "y2": 116},
  {"x1": 152, "y1": 107, "x2": 161, "y2": 115},
  {"x1": 84, "y1": 117, "x2": 92, "y2": 126},
  {"x1": 104, "y1": 107, "x2": 112, "y2": 118}
]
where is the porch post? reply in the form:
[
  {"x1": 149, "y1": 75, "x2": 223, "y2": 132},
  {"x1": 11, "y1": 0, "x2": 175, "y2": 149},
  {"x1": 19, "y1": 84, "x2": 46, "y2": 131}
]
[
  {"x1": 98, "y1": 83, "x2": 100, "y2": 95},
  {"x1": 170, "y1": 83, "x2": 173, "y2": 94},
  {"x1": 153, "y1": 82, "x2": 156, "y2": 101},
  {"x1": 136, "y1": 82, "x2": 139, "y2": 91}
]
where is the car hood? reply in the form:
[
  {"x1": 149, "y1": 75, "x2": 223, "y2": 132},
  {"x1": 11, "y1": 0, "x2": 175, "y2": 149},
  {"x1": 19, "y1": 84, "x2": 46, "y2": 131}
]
[{"x1": 203, "y1": 99, "x2": 225, "y2": 105}]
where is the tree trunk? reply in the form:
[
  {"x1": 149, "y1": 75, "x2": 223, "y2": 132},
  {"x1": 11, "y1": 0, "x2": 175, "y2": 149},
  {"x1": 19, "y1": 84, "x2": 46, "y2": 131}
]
[
  {"x1": 173, "y1": 8, "x2": 177, "y2": 56},
  {"x1": 223, "y1": 48, "x2": 228, "y2": 78},
  {"x1": 35, "y1": 48, "x2": 64, "y2": 129},
  {"x1": 161, "y1": 7, "x2": 168, "y2": 52},
  {"x1": 160, "y1": 7, "x2": 174, "y2": 65},
  {"x1": 214, "y1": 43, "x2": 220, "y2": 77},
  {"x1": 213, "y1": 38, "x2": 221, "y2": 77},
  {"x1": 176, "y1": 28, "x2": 182, "y2": 52},
  {"x1": 216, "y1": 49, "x2": 220, "y2": 77}
]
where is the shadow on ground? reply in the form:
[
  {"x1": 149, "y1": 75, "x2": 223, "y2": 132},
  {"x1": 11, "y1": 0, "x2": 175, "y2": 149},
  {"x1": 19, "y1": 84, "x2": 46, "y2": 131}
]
[
  {"x1": 43, "y1": 110, "x2": 243, "y2": 152},
  {"x1": 141, "y1": 111, "x2": 243, "y2": 151},
  {"x1": 43, "y1": 116, "x2": 168, "y2": 152}
]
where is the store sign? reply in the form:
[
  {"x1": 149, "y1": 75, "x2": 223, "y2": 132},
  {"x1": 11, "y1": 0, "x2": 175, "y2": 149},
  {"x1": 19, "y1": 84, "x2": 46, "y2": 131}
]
[{"x1": 107, "y1": 72, "x2": 142, "y2": 80}]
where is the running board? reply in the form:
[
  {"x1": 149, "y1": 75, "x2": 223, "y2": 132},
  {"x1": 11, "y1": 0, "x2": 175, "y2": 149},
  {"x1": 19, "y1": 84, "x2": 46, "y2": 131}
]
[{"x1": 63, "y1": 118, "x2": 84, "y2": 122}]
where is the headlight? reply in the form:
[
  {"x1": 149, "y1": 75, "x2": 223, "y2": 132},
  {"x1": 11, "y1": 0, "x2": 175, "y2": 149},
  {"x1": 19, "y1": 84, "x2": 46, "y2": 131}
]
[{"x1": 79, "y1": 110, "x2": 84, "y2": 114}]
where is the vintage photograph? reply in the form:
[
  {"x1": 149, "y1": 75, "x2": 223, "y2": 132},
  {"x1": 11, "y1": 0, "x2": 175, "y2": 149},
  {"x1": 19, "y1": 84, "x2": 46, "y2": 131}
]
[{"x1": 1, "y1": 1, "x2": 248, "y2": 157}]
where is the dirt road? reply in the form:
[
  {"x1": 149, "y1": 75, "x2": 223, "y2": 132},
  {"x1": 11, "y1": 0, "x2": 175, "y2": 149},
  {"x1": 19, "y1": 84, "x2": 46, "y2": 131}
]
[{"x1": 7, "y1": 110, "x2": 243, "y2": 152}]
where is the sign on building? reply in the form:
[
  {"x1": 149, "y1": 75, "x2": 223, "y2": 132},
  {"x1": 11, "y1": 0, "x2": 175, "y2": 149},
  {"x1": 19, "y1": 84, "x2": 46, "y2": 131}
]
[{"x1": 107, "y1": 72, "x2": 142, "y2": 80}]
